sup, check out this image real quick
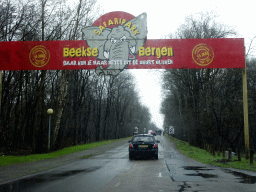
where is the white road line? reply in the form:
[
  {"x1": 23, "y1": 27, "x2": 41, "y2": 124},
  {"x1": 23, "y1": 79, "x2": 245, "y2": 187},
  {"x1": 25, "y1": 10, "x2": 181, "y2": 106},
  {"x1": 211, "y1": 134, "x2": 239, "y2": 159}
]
[{"x1": 114, "y1": 182, "x2": 120, "y2": 187}]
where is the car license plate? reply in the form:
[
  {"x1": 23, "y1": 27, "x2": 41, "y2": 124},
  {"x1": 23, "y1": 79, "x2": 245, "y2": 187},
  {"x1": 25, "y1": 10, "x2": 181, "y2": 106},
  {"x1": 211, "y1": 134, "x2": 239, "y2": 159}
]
[{"x1": 139, "y1": 145, "x2": 148, "y2": 148}]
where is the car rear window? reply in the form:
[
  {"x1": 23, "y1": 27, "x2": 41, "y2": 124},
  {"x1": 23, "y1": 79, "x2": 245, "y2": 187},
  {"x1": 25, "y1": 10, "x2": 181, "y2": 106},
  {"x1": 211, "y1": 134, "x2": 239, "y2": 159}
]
[{"x1": 133, "y1": 136, "x2": 154, "y2": 142}]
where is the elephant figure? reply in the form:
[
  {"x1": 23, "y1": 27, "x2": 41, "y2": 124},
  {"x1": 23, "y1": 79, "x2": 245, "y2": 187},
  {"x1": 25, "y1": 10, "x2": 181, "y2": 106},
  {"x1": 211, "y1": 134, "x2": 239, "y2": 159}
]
[
  {"x1": 82, "y1": 12, "x2": 147, "y2": 76},
  {"x1": 103, "y1": 25, "x2": 136, "y2": 60}
]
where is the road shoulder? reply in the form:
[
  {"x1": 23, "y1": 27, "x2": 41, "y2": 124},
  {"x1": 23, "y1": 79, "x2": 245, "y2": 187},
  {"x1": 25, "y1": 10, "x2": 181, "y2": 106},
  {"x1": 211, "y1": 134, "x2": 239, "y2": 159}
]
[{"x1": 0, "y1": 138, "x2": 130, "y2": 185}]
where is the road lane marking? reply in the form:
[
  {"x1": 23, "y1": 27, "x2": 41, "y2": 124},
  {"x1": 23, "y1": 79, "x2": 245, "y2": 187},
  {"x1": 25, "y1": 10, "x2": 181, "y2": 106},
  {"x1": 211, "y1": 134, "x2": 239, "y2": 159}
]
[{"x1": 114, "y1": 182, "x2": 121, "y2": 187}]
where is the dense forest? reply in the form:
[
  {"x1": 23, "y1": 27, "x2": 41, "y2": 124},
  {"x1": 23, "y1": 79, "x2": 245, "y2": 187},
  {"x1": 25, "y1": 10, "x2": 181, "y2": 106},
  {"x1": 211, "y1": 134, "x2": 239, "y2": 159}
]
[
  {"x1": 0, "y1": 0, "x2": 152, "y2": 154},
  {"x1": 161, "y1": 13, "x2": 256, "y2": 154}
]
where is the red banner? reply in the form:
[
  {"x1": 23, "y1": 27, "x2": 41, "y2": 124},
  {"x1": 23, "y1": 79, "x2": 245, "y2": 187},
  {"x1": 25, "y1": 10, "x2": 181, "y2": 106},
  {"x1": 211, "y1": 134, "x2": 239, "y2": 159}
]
[{"x1": 0, "y1": 38, "x2": 245, "y2": 71}]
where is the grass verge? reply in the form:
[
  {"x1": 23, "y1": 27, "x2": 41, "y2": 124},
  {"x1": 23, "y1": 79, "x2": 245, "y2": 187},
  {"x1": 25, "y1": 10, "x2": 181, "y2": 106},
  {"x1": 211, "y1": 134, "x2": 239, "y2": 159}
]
[
  {"x1": 167, "y1": 135, "x2": 256, "y2": 172},
  {"x1": 0, "y1": 137, "x2": 131, "y2": 166}
]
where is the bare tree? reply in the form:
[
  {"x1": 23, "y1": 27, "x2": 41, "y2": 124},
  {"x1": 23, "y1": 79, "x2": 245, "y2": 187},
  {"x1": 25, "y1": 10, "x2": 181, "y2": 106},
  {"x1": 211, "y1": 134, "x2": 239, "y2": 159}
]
[
  {"x1": 0, "y1": 0, "x2": 153, "y2": 154},
  {"x1": 162, "y1": 12, "x2": 242, "y2": 150}
]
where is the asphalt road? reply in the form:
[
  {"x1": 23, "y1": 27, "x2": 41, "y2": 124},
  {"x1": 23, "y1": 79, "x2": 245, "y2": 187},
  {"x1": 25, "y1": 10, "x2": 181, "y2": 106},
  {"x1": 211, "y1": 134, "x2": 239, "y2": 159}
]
[{"x1": 1, "y1": 135, "x2": 256, "y2": 192}]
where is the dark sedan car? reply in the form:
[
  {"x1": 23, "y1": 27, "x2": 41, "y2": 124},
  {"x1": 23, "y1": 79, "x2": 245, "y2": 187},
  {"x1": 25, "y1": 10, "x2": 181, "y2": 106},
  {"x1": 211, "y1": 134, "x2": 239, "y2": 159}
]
[
  {"x1": 128, "y1": 134, "x2": 160, "y2": 160},
  {"x1": 155, "y1": 130, "x2": 162, "y2": 135},
  {"x1": 150, "y1": 131, "x2": 156, "y2": 136}
]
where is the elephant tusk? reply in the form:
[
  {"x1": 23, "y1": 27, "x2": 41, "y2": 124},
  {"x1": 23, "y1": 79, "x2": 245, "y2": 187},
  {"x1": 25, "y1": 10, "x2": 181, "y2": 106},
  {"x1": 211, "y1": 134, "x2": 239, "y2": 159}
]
[
  {"x1": 104, "y1": 51, "x2": 109, "y2": 59},
  {"x1": 130, "y1": 46, "x2": 135, "y2": 53}
]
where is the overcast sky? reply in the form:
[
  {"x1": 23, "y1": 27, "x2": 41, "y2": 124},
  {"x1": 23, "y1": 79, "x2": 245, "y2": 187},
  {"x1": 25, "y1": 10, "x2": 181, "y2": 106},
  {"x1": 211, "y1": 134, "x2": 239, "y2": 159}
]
[
  {"x1": 92, "y1": 0, "x2": 256, "y2": 129},
  {"x1": 96, "y1": 0, "x2": 256, "y2": 48}
]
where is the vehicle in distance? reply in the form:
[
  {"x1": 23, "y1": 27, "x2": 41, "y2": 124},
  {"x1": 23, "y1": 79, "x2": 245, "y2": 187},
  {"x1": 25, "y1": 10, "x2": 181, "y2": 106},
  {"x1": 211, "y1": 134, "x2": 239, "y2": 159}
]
[
  {"x1": 128, "y1": 134, "x2": 160, "y2": 160},
  {"x1": 155, "y1": 130, "x2": 162, "y2": 135},
  {"x1": 150, "y1": 131, "x2": 156, "y2": 136},
  {"x1": 148, "y1": 130, "x2": 152, "y2": 134}
]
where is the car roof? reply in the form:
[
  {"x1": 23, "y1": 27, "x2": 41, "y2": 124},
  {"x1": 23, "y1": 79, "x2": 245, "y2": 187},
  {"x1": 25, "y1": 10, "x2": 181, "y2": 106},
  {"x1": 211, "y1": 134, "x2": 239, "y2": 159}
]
[{"x1": 133, "y1": 134, "x2": 153, "y2": 137}]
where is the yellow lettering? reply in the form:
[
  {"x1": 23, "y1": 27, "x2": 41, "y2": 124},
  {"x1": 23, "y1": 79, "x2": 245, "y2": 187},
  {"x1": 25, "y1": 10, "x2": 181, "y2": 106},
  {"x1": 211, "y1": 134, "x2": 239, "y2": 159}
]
[
  {"x1": 99, "y1": 25, "x2": 105, "y2": 32},
  {"x1": 108, "y1": 19, "x2": 114, "y2": 26},
  {"x1": 161, "y1": 47, "x2": 167, "y2": 56},
  {"x1": 145, "y1": 47, "x2": 151, "y2": 56},
  {"x1": 76, "y1": 48, "x2": 81, "y2": 57},
  {"x1": 125, "y1": 22, "x2": 131, "y2": 28},
  {"x1": 156, "y1": 48, "x2": 161, "y2": 58},
  {"x1": 63, "y1": 47, "x2": 69, "y2": 57},
  {"x1": 133, "y1": 29, "x2": 139, "y2": 35},
  {"x1": 137, "y1": 46, "x2": 173, "y2": 58},
  {"x1": 168, "y1": 47, "x2": 173, "y2": 56},
  {"x1": 70, "y1": 48, "x2": 75, "y2": 57},
  {"x1": 63, "y1": 46, "x2": 99, "y2": 57},
  {"x1": 82, "y1": 47, "x2": 86, "y2": 56},
  {"x1": 87, "y1": 47, "x2": 92, "y2": 56},
  {"x1": 151, "y1": 47, "x2": 156, "y2": 56},
  {"x1": 114, "y1": 18, "x2": 118, "y2": 25},
  {"x1": 130, "y1": 25, "x2": 136, "y2": 32},
  {"x1": 92, "y1": 48, "x2": 98, "y2": 57},
  {"x1": 94, "y1": 30, "x2": 101, "y2": 35},
  {"x1": 202, "y1": 52, "x2": 208, "y2": 57},
  {"x1": 139, "y1": 47, "x2": 145, "y2": 56},
  {"x1": 121, "y1": 19, "x2": 126, "y2": 25},
  {"x1": 125, "y1": 22, "x2": 132, "y2": 28},
  {"x1": 103, "y1": 22, "x2": 107, "y2": 27}
]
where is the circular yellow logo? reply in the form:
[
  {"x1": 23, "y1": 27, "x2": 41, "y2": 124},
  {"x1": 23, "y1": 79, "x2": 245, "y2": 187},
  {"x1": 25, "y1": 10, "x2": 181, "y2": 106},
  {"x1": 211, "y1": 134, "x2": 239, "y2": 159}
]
[
  {"x1": 192, "y1": 43, "x2": 214, "y2": 66},
  {"x1": 29, "y1": 45, "x2": 50, "y2": 67}
]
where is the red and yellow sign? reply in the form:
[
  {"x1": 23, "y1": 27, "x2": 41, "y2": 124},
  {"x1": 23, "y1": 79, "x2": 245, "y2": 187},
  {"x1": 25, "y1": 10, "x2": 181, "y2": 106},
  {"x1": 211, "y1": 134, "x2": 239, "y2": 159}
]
[
  {"x1": 0, "y1": 11, "x2": 245, "y2": 71},
  {"x1": 29, "y1": 45, "x2": 50, "y2": 68},
  {"x1": 0, "y1": 38, "x2": 245, "y2": 71},
  {"x1": 192, "y1": 43, "x2": 214, "y2": 66}
]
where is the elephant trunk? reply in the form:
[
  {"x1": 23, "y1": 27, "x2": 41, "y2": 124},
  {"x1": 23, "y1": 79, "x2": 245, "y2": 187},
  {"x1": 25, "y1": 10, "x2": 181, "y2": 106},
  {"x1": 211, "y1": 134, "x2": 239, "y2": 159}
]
[{"x1": 109, "y1": 42, "x2": 129, "y2": 60}]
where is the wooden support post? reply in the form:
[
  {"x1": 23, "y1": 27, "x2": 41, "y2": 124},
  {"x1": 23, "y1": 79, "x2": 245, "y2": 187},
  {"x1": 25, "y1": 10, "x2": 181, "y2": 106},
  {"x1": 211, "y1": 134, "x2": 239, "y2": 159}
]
[
  {"x1": 0, "y1": 71, "x2": 2, "y2": 116},
  {"x1": 242, "y1": 56, "x2": 249, "y2": 159}
]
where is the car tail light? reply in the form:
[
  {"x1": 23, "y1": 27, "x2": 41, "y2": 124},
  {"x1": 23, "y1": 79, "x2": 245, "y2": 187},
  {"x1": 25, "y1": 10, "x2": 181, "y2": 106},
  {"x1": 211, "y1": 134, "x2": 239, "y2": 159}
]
[
  {"x1": 153, "y1": 143, "x2": 158, "y2": 148},
  {"x1": 129, "y1": 143, "x2": 133, "y2": 148}
]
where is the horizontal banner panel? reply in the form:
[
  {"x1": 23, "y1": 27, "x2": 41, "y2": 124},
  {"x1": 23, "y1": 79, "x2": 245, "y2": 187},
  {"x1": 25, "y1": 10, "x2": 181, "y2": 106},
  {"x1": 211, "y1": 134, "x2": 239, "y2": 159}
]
[{"x1": 0, "y1": 38, "x2": 244, "y2": 71}]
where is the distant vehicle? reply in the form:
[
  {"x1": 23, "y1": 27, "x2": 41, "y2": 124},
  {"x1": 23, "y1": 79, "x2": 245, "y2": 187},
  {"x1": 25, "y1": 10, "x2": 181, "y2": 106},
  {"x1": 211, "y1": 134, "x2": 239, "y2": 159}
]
[
  {"x1": 128, "y1": 134, "x2": 160, "y2": 160},
  {"x1": 150, "y1": 131, "x2": 156, "y2": 136},
  {"x1": 155, "y1": 130, "x2": 162, "y2": 135},
  {"x1": 148, "y1": 130, "x2": 152, "y2": 134}
]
